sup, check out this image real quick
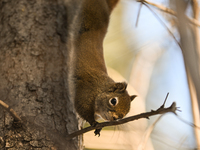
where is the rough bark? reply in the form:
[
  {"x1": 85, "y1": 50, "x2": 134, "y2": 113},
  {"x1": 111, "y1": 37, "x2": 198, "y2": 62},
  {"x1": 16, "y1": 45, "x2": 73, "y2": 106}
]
[{"x1": 0, "y1": 0, "x2": 82, "y2": 149}]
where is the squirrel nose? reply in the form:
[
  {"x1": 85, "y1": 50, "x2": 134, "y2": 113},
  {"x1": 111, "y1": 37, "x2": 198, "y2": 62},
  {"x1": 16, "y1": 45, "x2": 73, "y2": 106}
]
[{"x1": 113, "y1": 113, "x2": 124, "y2": 121}]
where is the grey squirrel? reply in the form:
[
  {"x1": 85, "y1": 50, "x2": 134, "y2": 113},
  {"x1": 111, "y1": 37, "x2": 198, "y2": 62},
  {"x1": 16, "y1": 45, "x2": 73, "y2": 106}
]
[{"x1": 71, "y1": 0, "x2": 136, "y2": 136}]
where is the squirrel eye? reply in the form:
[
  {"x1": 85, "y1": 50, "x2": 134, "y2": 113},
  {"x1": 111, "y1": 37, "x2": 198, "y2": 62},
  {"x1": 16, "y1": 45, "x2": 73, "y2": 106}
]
[{"x1": 109, "y1": 97, "x2": 118, "y2": 106}]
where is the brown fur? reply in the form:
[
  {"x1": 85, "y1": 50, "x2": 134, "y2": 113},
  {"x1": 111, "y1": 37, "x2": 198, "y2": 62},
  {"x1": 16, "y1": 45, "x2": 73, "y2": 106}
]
[{"x1": 73, "y1": 0, "x2": 136, "y2": 129}]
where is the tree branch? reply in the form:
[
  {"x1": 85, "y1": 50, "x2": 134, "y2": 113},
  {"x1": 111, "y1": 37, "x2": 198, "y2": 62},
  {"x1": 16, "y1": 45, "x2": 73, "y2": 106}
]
[
  {"x1": 137, "y1": 0, "x2": 200, "y2": 27},
  {"x1": 135, "y1": 3, "x2": 143, "y2": 27},
  {"x1": 141, "y1": 2, "x2": 182, "y2": 49},
  {"x1": 0, "y1": 100, "x2": 22, "y2": 122},
  {"x1": 66, "y1": 93, "x2": 178, "y2": 140}
]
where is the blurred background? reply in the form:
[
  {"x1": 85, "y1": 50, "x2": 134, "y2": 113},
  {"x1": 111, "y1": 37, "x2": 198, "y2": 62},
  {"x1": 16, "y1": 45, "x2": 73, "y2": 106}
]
[{"x1": 84, "y1": 0, "x2": 199, "y2": 149}]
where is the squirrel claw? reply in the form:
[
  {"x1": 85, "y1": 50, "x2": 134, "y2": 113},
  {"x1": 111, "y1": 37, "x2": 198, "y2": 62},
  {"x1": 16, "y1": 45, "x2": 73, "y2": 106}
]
[
  {"x1": 90, "y1": 122, "x2": 102, "y2": 136},
  {"x1": 94, "y1": 128, "x2": 102, "y2": 137}
]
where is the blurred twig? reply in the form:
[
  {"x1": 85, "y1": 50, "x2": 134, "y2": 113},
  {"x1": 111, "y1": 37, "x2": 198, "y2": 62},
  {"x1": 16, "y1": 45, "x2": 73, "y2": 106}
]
[
  {"x1": 137, "y1": 0, "x2": 200, "y2": 27},
  {"x1": 177, "y1": 115, "x2": 200, "y2": 130},
  {"x1": 141, "y1": 2, "x2": 182, "y2": 49},
  {"x1": 190, "y1": 0, "x2": 200, "y2": 147},
  {"x1": 191, "y1": 0, "x2": 200, "y2": 51},
  {"x1": 175, "y1": 0, "x2": 200, "y2": 147},
  {"x1": 138, "y1": 115, "x2": 163, "y2": 150},
  {"x1": 135, "y1": 3, "x2": 143, "y2": 27}
]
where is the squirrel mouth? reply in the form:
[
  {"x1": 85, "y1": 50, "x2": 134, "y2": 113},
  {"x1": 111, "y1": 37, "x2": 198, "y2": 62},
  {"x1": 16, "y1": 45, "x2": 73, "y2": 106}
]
[
  {"x1": 101, "y1": 113, "x2": 114, "y2": 121},
  {"x1": 102, "y1": 114, "x2": 110, "y2": 121},
  {"x1": 95, "y1": 112, "x2": 111, "y2": 121},
  {"x1": 102, "y1": 112, "x2": 118, "y2": 121}
]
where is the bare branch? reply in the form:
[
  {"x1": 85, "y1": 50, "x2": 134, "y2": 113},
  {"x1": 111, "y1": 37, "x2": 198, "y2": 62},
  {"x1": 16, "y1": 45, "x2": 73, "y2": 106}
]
[
  {"x1": 0, "y1": 100, "x2": 22, "y2": 122},
  {"x1": 177, "y1": 115, "x2": 200, "y2": 130},
  {"x1": 66, "y1": 97, "x2": 178, "y2": 140},
  {"x1": 135, "y1": 3, "x2": 143, "y2": 27},
  {"x1": 141, "y1": 3, "x2": 182, "y2": 49},
  {"x1": 137, "y1": 0, "x2": 200, "y2": 27},
  {"x1": 138, "y1": 115, "x2": 164, "y2": 150}
]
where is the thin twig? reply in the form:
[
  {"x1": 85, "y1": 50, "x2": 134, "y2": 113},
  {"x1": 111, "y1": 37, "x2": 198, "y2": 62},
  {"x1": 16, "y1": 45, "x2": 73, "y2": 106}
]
[
  {"x1": 137, "y1": 0, "x2": 200, "y2": 27},
  {"x1": 0, "y1": 100, "x2": 22, "y2": 122},
  {"x1": 157, "y1": 92, "x2": 169, "y2": 110},
  {"x1": 177, "y1": 115, "x2": 200, "y2": 130},
  {"x1": 66, "y1": 100, "x2": 178, "y2": 140},
  {"x1": 142, "y1": 3, "x2": 182, "y2": 50},
  {"x1": 135, "y1": 3, "x2": 143, "y2": 27},
  {"x1": 138, "y1": 115, "x2": 164, "y2": 150}
]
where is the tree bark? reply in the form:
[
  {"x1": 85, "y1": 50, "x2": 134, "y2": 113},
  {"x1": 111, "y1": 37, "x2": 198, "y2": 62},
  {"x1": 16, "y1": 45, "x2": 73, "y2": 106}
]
[{"x1": 0, "y1": 0, "x2": 82, "y2": 149}]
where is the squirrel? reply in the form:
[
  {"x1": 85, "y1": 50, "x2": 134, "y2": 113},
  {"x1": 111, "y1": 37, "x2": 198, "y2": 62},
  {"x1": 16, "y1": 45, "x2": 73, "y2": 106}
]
[{"x1": 70, "y1": 0, "x2": 137, "y2": 136}]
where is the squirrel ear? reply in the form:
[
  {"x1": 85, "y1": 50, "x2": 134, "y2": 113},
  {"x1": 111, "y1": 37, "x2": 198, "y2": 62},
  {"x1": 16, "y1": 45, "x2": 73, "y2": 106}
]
[
  {"x1": 130, "y1": 95, "x2": 137, "y2": 101},
  {"x1": 108, "y1": 82, "x2": 127, "y2": 93}
]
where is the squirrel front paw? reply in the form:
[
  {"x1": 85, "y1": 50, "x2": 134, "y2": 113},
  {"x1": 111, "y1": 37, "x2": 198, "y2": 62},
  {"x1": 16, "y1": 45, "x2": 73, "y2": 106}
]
[
  {"x1": 94, "y1": 128, "x2": 102, "y2": 136},
  {"x1": 90, "y1": 121, "x2": 102, "y2": 137}
]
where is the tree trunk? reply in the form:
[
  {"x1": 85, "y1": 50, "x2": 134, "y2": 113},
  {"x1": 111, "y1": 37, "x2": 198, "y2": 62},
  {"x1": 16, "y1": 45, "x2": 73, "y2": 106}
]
[{"x1": 0, "y1": 0, "x2": 82, "y2": 149}]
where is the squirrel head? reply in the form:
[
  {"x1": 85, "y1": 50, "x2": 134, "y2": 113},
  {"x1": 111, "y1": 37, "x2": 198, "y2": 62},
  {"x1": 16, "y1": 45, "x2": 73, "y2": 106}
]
[{"x1": 95, "y1": 82, "x2": 136, "y2": 121}]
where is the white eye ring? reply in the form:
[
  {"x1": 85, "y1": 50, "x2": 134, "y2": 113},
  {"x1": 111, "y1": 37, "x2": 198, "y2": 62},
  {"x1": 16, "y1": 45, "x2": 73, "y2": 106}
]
[{"x1": 109, "y1": 97, "x2": 118, "y2": 106}]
